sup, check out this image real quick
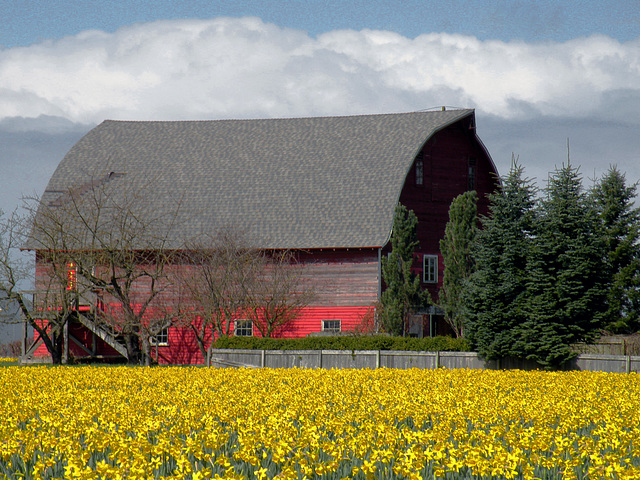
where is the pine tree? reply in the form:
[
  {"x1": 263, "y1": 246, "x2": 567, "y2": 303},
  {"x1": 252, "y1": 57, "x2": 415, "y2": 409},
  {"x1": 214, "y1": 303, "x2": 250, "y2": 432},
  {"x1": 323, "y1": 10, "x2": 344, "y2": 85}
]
[
  {"x1": 379, "y1": 204, "x2": 428, "y2": 336},
  {"x1": 517, "y1": 162, "x2": 608, "y2": 367},
  {"x1": 439, "y1": 191, "x2": 478, "y2": 338},
  {"x1": 464, "y1": 160, "x2": 537, "y2": 359},
  {"x1": 590, "y1": 166, "x2": 640, "y2": 333}
]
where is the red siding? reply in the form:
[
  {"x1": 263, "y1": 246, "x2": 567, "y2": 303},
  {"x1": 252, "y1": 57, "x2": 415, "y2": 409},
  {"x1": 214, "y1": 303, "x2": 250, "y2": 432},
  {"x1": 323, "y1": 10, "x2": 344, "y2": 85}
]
[
  {"x1": 151, "y1": 305, "x2": 374, "y2": 364},
  {"x1": 154, "y1": 316, "x2": 210, "y2": 365},
  {"x1": 31, "y1": 319, "x2": 49, "y2": 357}
]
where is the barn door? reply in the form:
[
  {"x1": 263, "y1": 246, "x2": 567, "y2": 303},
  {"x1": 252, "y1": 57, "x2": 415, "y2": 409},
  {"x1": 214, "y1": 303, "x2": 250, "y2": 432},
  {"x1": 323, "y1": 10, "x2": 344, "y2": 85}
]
[{"x1": 407, "y1": 314, "x2": 424, "y2": 338}]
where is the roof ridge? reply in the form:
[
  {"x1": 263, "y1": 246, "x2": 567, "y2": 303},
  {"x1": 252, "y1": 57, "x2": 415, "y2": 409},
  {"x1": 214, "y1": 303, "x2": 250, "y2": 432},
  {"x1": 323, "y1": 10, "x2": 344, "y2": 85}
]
[{"x1": 101, "y1": 108, "x2": 474, "y2": 125}]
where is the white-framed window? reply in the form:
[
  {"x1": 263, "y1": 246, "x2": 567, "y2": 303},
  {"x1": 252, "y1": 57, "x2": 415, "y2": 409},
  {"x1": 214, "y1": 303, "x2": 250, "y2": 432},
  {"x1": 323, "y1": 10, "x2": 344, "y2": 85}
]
[
  {"x1": 322, "y1": 319, "x2": 341, "y2": 333},
  {"x1": 150, "y1": 327, "x2": 169, "y2": 346},
  {"x1": 234, "y1": 320, "x2": 253, "y2": 337},
  {"x1": 423, "y1": 255, "x2": 438, "y2": 284}
]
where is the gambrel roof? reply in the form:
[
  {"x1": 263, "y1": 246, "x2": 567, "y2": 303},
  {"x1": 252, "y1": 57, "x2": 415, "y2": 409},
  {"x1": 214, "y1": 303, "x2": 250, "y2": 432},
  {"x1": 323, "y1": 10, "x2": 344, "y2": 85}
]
[{"x1": 34, "y1": 109, "x2": 479, "y2": 250}]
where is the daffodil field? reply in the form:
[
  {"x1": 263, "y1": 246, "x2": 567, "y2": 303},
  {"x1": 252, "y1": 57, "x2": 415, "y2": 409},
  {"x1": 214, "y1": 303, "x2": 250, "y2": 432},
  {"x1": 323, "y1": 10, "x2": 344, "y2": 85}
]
[{"x1": 1, "y1": 367, "x2": 639, "y2": 480}]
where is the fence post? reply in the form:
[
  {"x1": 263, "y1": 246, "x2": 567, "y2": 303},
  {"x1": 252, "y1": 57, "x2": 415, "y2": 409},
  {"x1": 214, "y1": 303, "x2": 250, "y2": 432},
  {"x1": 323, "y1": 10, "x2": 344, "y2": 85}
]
[
  {"x1": 319, "y1": 350, "x2": 323, "y2": 369},
  {"x1": 261, "y1": 349, "x2": 265, "y2": 368},
  {"x1": 435, "y1": 350, "x2": 440, "y2": 369},
  {"x1": 626, "y1": 355, "x2": 631, "y2": 374},
  {"x1": 376, "y1": 350, "x2": 380, "y2": 369}
]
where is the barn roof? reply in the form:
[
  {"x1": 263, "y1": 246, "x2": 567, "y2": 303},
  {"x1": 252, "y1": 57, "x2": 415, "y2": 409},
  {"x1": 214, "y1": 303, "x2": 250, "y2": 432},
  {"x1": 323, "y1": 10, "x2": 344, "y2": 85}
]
[{"x1": 32, "y1": 109, "x2": 476, "y2": 250}]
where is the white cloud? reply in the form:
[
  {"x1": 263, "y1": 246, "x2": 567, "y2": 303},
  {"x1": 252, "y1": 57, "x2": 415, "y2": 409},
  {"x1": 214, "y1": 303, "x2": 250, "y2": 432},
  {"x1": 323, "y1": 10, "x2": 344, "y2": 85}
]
[
  {"x1": 1, "y1": 17, "x2": 639, "y2": 124},
  {"x1": 317, "y1": 30, "x2": 640, "y2": 119}
]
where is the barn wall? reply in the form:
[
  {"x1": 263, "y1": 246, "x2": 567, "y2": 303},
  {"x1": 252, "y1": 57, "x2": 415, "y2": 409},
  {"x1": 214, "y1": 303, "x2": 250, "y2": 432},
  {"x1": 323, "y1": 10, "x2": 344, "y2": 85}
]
[
  {"x1": 398, "y1": 117, "x2": 500, "y2": 299},
  {"x1": 153, "y1": 305, "x2": 374, "y2": 365},
  {"x1": 29, "y1": 249, "x2": 380, "y2": 363},
  {"x1": 297, "y1": 249, "x2": 379, "y2": 307}
]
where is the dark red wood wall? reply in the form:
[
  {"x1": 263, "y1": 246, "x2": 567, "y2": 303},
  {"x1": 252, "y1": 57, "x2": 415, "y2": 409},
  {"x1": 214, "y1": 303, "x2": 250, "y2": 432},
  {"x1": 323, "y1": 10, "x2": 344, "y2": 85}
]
[{"x1": 398, "y1": 115, "x2": 500, "y2": 300}]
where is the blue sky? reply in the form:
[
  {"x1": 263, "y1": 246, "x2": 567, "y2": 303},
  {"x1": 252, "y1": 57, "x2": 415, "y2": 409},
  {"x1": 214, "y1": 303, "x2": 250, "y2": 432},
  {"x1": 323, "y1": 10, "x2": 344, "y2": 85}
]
[{"x1": 3, "y1": 0, "x2": 639, "y2": 47}]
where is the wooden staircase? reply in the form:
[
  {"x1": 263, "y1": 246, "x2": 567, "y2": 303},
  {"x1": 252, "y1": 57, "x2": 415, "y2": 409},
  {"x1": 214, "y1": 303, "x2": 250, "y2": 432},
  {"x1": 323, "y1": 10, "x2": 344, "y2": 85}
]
[{"x1": 75, "y1": 311, "x2": 129, "y2": 360}]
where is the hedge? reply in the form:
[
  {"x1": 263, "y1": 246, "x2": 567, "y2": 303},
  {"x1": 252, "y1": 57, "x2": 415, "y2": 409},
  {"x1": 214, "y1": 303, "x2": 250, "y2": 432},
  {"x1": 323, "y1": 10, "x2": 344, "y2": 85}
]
[{"x1": 212, "y1": 335, "x2": 471, "y2": 352}]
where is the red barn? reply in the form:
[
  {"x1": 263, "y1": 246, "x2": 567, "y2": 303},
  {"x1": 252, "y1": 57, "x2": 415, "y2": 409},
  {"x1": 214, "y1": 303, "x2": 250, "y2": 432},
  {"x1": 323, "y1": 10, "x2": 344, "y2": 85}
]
[{"x1": 25, "y1": 109, "x2": 499, "y2": 364}]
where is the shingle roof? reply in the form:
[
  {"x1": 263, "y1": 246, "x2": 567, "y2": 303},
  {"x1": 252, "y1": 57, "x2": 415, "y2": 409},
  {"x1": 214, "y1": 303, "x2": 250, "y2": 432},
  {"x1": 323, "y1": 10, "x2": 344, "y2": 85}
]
[{"x1": 34, "y1": 109, "x2": 475, "y2": 250}]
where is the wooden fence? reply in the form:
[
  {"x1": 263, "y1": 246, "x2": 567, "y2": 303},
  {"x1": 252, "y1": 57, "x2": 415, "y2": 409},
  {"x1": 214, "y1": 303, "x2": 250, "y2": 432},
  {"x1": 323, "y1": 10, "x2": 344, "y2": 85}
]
[{"x1": 208, "y1": 349, "x2": 640, "y2": 373}]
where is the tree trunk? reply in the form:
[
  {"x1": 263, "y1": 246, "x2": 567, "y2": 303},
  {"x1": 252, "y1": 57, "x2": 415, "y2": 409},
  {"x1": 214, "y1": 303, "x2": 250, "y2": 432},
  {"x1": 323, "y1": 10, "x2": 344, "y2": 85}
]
[
  {"x1": 37, "y1": 317, "x2": 67, "y2": 365},
  {"x1": 50, "y1": 330, "x2": 64, "y2": 365},
  {"x1": 124, "y1": 333, "x2": 141, "y2": 365},
  {"x1": 140, "y1": 337, "x2": 152, "y2": 366},
  {"x1": 50, "y1": 342, "x2": 63, "y2": 365},
  {"x1": 206, "y1": 331, "x2": 224, "y2": 367},
  {"x1": 190, "y1": 323, "x2": 208, "y2": 364}
]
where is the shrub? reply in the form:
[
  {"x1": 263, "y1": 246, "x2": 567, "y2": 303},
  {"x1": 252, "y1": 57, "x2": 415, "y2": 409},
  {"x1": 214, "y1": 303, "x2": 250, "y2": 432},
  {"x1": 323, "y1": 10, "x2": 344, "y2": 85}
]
[{"x1": 213, "y1": 335, "x2": 471, "y2": 352}]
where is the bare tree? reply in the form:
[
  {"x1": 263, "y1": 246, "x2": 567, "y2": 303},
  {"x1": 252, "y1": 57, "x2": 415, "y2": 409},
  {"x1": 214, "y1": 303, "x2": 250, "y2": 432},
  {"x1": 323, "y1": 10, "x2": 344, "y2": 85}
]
[
  {"x1": 181, "y1": 232, "x2": 317, "y2": 363},
  {"x1": 25, "y1": 172, "x2": 185, "y2": 365},
  {"x1": 181, "y1": 228, "x2": 261, "y2": 365},
  {"x1": 248, "y1": 250, "x2": 316, "y2": 338},
  {"x1": 0, "y1": 207, "x2": 83, "y2": 364},
  {"x1": 350, "y1": 301, "x2": 382, "y2": 335},
  {"x1": 18, "y1": 169, "x2": 316, "y2": 366},
  {"x1": 85, "y1": 252, "x2": 180, "y2": 365},
  {"x1": 0, "y1": 340, "x2": 21, "y2": 358}
]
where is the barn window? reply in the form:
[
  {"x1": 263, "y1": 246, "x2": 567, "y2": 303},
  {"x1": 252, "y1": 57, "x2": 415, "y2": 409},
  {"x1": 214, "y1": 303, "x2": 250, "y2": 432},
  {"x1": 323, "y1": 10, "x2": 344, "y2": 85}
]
[
  {"x1": 322, "y1": 319, "x2": 341, "y2": 333},
  {"x1": 235, "y1": 320, "x2": 253, "y2": 337},
  {"x1": 468, "y1": 157, "x2": 477, "y2": 190},
  {"x1": 150, "y1": 328, "x2": 169, "y2": 346},
  {"x1": 415, "y1": 157, "x2": 424, "y2": 185},
  {"x1": 423, "y1": 255, "x2": 438, "y2": 283}
]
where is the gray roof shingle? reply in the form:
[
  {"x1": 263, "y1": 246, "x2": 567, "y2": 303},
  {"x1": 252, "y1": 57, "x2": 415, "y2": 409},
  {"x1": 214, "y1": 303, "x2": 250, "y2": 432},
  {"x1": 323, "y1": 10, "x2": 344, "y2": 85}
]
[{"x1": 34, "y1": 109, "x2": 474, "y2": 250}]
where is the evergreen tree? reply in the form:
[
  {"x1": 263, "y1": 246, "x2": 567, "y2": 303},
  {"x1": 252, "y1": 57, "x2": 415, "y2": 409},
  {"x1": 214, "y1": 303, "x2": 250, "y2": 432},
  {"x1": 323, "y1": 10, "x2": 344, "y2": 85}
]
[
  {"x1": 517, "y1": 162, "x2": 608, "y2": 367},
  {"x1": 439, "y1": 191, "x2": 478, "y2": 338},
  {"x1": 380, "y1": 204, "x2": 428, "y2": 335},
  {"x1": 590, "y1": 166, "x2": 640, "y2": 333},
  {"x1": 464, "y1": 160, "x2": 537, "y2": 359}
]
